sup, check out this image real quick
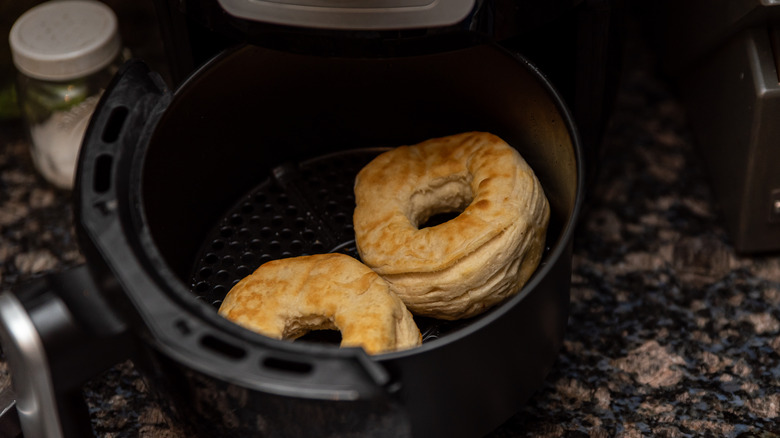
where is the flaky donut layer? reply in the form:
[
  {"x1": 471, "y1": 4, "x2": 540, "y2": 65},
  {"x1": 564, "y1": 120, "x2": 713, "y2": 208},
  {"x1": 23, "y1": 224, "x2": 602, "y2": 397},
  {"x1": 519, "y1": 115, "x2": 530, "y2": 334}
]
[
  {"x1": 353, "y1": 132, "x2": 550, "y2": 320},
  {"x1": 218, "y1": 253, "x2": 422, "y2": 354}
]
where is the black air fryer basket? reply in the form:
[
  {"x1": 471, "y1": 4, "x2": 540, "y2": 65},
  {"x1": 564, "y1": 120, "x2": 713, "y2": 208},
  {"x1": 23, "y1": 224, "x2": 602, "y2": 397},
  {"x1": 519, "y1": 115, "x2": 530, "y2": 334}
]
[{"x1": 0, "y1": 2, "x2": 587, "y2": 437}]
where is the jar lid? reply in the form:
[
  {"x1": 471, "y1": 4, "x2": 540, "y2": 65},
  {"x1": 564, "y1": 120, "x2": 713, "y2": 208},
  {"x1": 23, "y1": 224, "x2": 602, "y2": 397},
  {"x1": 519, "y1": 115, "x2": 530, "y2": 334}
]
[{"x1": 9, "y1": 0, "x2": 121, "y2": 81}]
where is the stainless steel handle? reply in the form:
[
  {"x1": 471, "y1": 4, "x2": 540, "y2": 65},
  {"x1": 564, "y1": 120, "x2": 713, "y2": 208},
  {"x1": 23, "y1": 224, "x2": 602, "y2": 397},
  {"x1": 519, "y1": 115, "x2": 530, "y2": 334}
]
[
  {"x1": 0, "y1": 266, "x2": 131, "y2": 438},
  {"x1": 0, "y1": 292, "x2": 62, "y2": 438},
  {"x1": 0, "y1": 386, "x2": 22, "y2": 438}
]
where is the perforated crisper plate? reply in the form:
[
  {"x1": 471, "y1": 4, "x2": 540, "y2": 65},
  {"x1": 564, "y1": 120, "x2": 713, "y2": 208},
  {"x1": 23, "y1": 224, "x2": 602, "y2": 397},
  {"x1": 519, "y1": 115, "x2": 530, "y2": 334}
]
[{"x1": 190, "y1": 148, "x2": 481, "y2": 344}]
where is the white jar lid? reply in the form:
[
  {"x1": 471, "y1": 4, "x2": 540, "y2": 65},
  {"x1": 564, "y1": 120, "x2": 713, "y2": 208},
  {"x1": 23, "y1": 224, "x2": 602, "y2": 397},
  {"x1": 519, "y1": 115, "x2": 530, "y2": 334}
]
[{"x1": 9, "y1": 0, "x2": 121, "y2": 81}]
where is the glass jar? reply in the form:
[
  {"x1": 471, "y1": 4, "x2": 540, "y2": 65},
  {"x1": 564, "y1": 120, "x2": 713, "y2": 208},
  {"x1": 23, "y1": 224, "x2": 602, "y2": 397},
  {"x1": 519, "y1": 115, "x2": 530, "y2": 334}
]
[{"x1": 9, "y1": 0, "x2": 124, "y2": 189}]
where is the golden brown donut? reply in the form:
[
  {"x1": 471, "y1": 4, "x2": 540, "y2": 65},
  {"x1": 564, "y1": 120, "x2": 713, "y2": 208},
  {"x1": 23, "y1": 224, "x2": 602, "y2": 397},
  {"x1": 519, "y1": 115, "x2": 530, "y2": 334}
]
[
  {"x1": 218, "y1": 253, "x2": 422, "y2": 355},
  {"x1": 353, "y1": 132, "x2": 550, "y2": 320}
]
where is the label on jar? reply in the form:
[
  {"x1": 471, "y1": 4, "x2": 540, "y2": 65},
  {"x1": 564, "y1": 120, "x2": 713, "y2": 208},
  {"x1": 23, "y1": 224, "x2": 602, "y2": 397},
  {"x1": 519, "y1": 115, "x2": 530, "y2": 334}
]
[{"x1": 28, "y1": 93, "x2": 101, "y2": 189}]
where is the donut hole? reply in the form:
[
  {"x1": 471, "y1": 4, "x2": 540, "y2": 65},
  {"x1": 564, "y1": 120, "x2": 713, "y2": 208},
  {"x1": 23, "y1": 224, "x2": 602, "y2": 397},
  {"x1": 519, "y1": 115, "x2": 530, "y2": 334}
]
[
  {"x1": 284, "y1": 316, "x2": 344, "y2": 346},
  {"x1": 297, "y1": 329, "x2": 343, "y2": 345},
  {"x1": 409, "y1": 174, "x2": 473, "y2": 229},
  {"x1": 420, "y1": 210, "x2": 463, "y2": 229}
]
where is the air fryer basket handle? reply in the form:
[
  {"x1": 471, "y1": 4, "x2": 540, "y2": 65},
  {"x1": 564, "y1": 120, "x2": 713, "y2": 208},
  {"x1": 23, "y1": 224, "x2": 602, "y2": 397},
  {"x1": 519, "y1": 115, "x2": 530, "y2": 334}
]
[{"x1": 0, "y1": 266, "x2": 131, "y2": 438}]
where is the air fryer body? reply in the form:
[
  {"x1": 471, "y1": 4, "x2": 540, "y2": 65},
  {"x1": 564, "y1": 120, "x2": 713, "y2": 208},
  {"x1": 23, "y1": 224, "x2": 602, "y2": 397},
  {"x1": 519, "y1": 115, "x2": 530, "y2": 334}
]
[{"x1": 69, "y1": 42, "x2": 581, "y2": 437}]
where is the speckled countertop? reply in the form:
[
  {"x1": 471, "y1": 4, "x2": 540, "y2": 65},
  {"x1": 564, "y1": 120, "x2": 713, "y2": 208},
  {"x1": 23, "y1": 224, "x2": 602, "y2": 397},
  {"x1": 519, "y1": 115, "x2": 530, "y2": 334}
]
[{"x1": 1, "y1": 15, "x2": 780, "y2": 438}]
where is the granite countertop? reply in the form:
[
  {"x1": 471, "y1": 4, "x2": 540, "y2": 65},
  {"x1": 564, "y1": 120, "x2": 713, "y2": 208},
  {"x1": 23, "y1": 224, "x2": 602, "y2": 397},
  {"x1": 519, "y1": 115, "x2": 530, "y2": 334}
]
[{"x1": 1, "y1": 16, "x2": 780, "y2": 438}]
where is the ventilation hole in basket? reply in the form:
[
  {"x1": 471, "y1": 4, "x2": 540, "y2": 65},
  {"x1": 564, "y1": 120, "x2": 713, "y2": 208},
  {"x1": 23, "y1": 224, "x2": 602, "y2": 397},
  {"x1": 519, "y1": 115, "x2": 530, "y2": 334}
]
[
  {"x1": 101, "y1": 106, "x2": 128, "y2": 143},
  {"x1": 198, "y1": 267, "x2": 213, "y2": 278},
  {"x1": 92, "y1": 154, "x2": 113, "y2": 194}
]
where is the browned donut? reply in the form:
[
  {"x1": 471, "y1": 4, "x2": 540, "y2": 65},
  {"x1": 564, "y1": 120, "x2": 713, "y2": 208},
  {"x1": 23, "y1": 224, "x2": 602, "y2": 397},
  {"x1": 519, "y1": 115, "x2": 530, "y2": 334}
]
[
  {"x1": 353, "y1": 132, "x2": 550, "y2": 320},
  {"x1": 218, "y1": 253, "x2": 422, "y2": 354}
]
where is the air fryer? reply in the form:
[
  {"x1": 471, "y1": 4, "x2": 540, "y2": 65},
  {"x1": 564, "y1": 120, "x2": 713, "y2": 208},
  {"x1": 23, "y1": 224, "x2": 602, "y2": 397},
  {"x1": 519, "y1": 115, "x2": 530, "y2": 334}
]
[{"x1": 0, "y1": 1, "x2": 612, "y2": 436}]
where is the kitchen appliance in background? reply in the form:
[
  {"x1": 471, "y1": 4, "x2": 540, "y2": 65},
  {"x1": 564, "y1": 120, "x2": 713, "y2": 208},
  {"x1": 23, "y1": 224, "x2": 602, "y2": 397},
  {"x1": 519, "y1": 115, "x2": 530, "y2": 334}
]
[
  {"x1": 660, "y1": 0, "x2": 780, "y2": 254},
  {"x1": 0, "y1": 1, "x2": 621, "y2": 437}
]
